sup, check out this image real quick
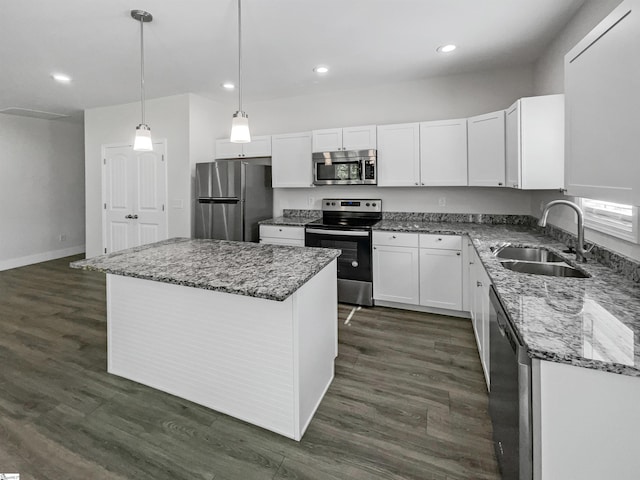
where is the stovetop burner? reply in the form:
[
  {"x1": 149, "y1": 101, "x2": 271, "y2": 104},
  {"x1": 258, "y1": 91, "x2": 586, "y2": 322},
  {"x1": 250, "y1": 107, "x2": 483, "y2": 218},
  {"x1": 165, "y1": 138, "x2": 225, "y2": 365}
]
[{"x1": 310, "y1": 198, "x2": 382, "y2": 229}]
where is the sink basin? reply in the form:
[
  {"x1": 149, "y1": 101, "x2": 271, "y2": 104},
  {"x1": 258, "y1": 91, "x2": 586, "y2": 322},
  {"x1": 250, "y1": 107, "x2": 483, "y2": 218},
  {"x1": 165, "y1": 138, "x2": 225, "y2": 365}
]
[
  {"x1": 494, "y1": 246, "x2": 564, "y2": 263},
  {"x1": 500, "y1": 261, "x2": 590, "y2": 278}
]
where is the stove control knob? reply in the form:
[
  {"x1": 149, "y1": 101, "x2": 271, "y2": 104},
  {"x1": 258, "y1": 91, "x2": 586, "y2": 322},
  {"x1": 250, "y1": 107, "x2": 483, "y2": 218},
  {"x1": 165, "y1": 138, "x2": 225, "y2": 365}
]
[
  {"x1": 372, "y1": 202, "x2": 377, "y2": 207},
  {"x1": 331, "y1": 202, "x2": 336, "y2": 206},
  {"x1": 351, "y1": 261, "x2": 359, "y2": 268},
  {"x1": 366, "y1": 202, "x2": 370, "y2": 207}
]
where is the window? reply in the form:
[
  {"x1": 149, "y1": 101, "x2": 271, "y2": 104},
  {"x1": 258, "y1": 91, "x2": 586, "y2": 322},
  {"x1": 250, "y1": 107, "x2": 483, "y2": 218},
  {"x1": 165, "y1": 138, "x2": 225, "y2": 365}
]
[{"x1": 580, "y1": 198, "x2": 639, "y2": 243}]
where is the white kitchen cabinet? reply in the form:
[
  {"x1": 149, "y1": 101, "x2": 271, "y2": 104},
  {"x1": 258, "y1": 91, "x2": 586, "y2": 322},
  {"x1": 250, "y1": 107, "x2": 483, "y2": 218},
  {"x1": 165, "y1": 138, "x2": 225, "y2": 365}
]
[
  {"x1": 468, "y1": 246, "x2": 490, "y2": 389},
  {"x1": 468, "y1": 110, "x2": 506, "y2": 187},
  {"x1": 505, "y1": 95, "x2": 564, "y2": 190},
  {"x1": 376, "y1": 123, "x2": 420, "y2": 186},
  {"x1": 271, "y1": 132, "x2": 313, "y2": 188},
  {"x1": 418, "y1": 234, "x2": 462, "y2": 311},
  {"x1": 259, "y1": 225, "x2": 305, "y2": 246},
  {"x1": 312, "y1": 125, "x2": 376, "y2": 152},
  {"x1": 419, "y1": 119, "x2": 468, "y2": 186},
  {"x1": 564, "y1": 0, "x2": 640, "y2": 205},
  {"x1": 215, "y1": 136, "x2": 272, "y2": 159},
  {"x1": 372, "y1": 232, "x2": 420, "y2": 305}
]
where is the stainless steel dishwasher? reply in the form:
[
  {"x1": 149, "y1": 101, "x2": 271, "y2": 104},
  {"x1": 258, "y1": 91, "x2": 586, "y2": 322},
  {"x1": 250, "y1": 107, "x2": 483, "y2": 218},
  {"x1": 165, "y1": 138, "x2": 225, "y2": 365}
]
[{"x1": 489, "y1": 286, "x2": 532, "y2": 480}]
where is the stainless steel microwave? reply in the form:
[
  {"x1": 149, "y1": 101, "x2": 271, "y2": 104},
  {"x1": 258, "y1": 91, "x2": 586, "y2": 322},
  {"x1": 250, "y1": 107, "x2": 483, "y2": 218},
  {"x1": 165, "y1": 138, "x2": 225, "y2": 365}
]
[{"x1": 312, "y1": 150, "x2": 377, "y2": 186}]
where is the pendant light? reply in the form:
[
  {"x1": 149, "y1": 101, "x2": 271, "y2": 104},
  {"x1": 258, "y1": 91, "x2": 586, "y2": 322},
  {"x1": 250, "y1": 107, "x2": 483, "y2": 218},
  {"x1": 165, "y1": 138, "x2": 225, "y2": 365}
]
[
  {"x1": 230, "y1": 0, "x2": 251, "y2": 143},
  {"x1": 131, "y1": 9, "x2": 153, "y2": 152}
]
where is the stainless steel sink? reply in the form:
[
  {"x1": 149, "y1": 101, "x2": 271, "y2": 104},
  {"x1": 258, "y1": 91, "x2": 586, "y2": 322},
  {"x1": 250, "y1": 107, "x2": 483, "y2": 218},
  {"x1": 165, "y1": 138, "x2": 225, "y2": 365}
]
[
  {"x1": 499, "y1": 261, "x2": 590, "y2": 278},
  {"x1": 494, "y1": 246, "x2": 564, "y2": 263}
]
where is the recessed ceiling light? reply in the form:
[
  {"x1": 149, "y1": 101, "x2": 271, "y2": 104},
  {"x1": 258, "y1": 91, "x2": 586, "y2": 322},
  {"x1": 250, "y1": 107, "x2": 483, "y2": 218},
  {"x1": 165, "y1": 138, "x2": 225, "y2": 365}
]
[
  {"x1": 437, "y1": 44, "x2": 457, "y2": 53},
  {"x1": 51, "y1": 73, "x2": 72, "y2": 83},
  {"x1": 222, "y1": 82, "x2": 235, "y2": 90},
  {"x1": 313, "y1": 66, "x2": 329, "y2": 74}
]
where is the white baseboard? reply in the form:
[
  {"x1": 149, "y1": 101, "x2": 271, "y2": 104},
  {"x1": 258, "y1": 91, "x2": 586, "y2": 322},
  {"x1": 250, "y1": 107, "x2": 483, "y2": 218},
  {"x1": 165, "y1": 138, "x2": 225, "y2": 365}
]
[
  {"x1": 374, "y1": 299, "x2": 471, "y2": 319},
  {"x1": 0, "y1": 245, "x2": 85, "y2": 271}
]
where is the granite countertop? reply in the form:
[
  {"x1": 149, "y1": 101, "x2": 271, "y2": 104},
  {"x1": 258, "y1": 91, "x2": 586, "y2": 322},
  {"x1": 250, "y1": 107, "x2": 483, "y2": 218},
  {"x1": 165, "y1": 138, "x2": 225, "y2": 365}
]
[
  {"x1": 70, "y1": 238, "x2": 340, "y2": 302},
  {"x1": 259, "y1": 216, "x2": 320, "y2": 226},
  {"x1": 374, "y1": 220, "x2": 640, "y2": 377}
]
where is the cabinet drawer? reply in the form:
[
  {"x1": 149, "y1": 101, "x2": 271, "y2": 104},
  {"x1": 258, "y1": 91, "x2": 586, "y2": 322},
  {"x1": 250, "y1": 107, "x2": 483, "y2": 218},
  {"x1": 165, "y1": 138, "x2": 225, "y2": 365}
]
[
  {"x1": 260, "y1": 238, "x2": 304, "y2": 247},
  {"x1": 419, "y1": 234, "x2": 461, "y2": 250},
  {"x1": 373, "y1": 231, "x2": 419, "y2": 248},
  {"x1": 259, "y1": 225, "x2": 305, "y2": 240}
]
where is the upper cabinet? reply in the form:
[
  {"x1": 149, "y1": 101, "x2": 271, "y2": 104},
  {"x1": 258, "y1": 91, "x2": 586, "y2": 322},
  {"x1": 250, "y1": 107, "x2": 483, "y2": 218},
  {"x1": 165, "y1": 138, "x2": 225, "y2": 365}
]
[
  {"x1": 468, "y1": 110, "x2": 506, "y2": 187},
  {"x1": 271, "y1": 132, "x2": 313, "y2": 188},
  {"x1": 505, "y1": 95, "x2": 564, "y2": 190},
  {"x1": 565, "y1": 0, "x2": 640, "y2": 205},
  {"x1": 215, "y1": 136, "x2": 272, "y2": 159},
  {"x1": 312, "y1": 125, "x2": 377, "y2": 152},
  {"x1": 376, "y1": 123, "x2": 421, "y2": 186},
  {"x1": 419, "y1": 119, "x2": 468, "y2": 186}
]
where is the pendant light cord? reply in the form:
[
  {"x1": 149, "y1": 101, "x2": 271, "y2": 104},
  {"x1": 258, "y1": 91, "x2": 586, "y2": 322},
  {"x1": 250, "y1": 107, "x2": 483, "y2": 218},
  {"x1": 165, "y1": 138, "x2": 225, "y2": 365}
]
[
  {"x1": 237, "y1": 0, "x2": 243, "y2": 113},
  {"x1": 140, "y1": 16, "x2": 146, "y2": 125}
]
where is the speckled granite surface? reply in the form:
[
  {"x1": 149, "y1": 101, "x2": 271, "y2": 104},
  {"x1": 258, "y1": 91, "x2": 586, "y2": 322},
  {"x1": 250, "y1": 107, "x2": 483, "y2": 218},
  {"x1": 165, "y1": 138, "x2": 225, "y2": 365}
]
[
  {"x1": 70, "y1": 238, "x2": 340, "y2": 302},
  {"x1": 374, "y1": 220, "x2": 640, "y2": 377},
  {"x1": 259, "y1": 216, "x2": 319, "y2": 226}
]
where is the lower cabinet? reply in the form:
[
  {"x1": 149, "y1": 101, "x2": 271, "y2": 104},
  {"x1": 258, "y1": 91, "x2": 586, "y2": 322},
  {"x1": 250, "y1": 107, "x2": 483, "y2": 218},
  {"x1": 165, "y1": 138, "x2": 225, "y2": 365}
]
[
  {"x1": 469, "y1": 244, "x2": 491, "y2": 389},
  {"x1": 419, "y1": 234, "x2": 462, "y2": 310},
  {"x1": 372, "y1": 232, "x2": 420, "y2": 304},
  {"x1": 373, "y1": 231, "x2": 463, "y2": 311},
  {"x1": 259, "y1": 225, "x2": 305, "y2": 246}
]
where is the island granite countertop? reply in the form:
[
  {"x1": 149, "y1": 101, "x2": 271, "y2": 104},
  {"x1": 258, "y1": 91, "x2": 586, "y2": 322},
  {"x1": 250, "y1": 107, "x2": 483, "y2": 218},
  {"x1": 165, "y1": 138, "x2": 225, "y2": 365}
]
[
  {"x1": 70, "y1": 238, "x2": 340, "y2": 302},
  {"x1": 374, "y1": 220, "x2": 640, "y2": 377}
]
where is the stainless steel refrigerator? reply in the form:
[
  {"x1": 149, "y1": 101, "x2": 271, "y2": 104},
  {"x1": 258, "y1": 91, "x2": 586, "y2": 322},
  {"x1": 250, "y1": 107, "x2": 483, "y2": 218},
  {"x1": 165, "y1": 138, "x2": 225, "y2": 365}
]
[{"x1": 195, "y1": 160, "x2": 273, "y2": 242}]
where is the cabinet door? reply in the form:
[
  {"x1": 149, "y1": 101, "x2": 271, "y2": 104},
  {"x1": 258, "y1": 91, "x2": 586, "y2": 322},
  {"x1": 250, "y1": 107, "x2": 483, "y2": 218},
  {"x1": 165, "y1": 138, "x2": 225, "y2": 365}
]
[
  {"x1": 468, "y1": 111, "x2": 506, "y2": 187},
  {"x1": 243, "y1": 135, "x2": 272, "y2": 157},
  {"x1": 376, "y1": 123, "x2": 420, "y2": 186},
  {"x1": 342, "y1": 125, "x2": 377, "y2": 151},
  {"x1": 373, "y1": 245, "x2": 420, "y2": 305},
  {"x1": 565, "y1": 0, "x2": 640, "y2": 205},
  {"x1": 419, "y1": 248, "x2": 462, "y2": 310},
  {"x1": 505, "y1": 101, "x2": 521, "y2": 188},
  {"x1": 312, "y1": 128, "x2": 342, "y2": 152},
  {"x1": 215, "y1": 140, "x2": 243, "y2": 159},
  {"x1": 419, "y1": 119, "x2": 468, "y2": 186},
  {"x1": 271, "y1": 132, "x2": 313, "y2": 188}
]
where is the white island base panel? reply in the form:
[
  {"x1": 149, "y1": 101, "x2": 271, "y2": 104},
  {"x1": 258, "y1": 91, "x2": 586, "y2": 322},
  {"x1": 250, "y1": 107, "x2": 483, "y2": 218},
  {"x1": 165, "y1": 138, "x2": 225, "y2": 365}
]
[{"x1": 106, "y1": 260, "x2": 337, "y2": 441}]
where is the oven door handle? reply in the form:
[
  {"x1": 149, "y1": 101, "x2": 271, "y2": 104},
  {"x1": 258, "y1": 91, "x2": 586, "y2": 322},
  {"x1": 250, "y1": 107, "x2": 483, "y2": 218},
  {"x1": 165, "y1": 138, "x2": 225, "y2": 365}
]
[{"x1": 306, "y1": 228, "x2": 370, "y2": 237}]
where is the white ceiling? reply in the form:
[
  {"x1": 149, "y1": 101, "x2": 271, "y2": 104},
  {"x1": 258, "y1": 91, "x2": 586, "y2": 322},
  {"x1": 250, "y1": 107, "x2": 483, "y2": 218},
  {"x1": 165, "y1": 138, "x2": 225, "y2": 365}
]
[{"x1": 1, "y1": 0, "x2": 586, "y2": 120}]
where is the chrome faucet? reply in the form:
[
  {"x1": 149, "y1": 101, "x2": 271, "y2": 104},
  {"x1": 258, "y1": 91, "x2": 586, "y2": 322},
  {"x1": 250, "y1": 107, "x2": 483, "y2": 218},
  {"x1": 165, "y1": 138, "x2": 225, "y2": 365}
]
[{"x1": 538, "y1": 200, "x2": 588, "y2": 262}]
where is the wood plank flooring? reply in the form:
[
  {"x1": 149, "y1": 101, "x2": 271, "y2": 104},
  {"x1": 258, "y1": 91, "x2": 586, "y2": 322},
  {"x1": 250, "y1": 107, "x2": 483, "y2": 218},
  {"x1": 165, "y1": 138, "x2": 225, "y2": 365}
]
[{"x1": 0, "y1": 255, "x2": 500, "y2": 480}]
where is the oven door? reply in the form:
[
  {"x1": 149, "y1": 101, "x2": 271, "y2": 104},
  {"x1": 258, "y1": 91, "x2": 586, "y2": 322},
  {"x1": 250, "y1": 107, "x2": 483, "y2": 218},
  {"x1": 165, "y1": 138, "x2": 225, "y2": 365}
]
[
  {"x1": 305, "y1": 227, "x2": 371, "y2": 282},
  {"x1": 314, "y1": 160, "x2": 363, "y2": 185}
]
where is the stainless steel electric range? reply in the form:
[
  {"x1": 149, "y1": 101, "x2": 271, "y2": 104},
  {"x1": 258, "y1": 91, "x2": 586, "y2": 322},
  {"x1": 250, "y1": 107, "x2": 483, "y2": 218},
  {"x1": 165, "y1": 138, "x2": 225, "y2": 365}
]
[{"x1": 305, "y1": 199, "x2": 382, "y2": 306}]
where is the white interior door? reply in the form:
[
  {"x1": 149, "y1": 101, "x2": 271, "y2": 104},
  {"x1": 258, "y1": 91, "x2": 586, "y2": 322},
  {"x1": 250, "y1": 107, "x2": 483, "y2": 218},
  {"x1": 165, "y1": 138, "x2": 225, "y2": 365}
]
[{"x1": 103, "y1": 142, "x2": 167, "y2": 254}]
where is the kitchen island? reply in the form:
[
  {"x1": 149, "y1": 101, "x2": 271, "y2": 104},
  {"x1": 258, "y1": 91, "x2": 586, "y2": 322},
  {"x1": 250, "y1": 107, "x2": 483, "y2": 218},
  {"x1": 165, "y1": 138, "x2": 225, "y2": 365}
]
[{"x1": 71, "y1": 238, "x2": 340, "y2": 441}]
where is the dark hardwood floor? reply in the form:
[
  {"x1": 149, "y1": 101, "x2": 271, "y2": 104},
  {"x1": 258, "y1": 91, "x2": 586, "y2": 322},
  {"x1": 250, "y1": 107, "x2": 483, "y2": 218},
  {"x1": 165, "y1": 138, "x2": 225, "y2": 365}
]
[{"x1": 0, "y1": 255, "x2": 500, "y2": 480}]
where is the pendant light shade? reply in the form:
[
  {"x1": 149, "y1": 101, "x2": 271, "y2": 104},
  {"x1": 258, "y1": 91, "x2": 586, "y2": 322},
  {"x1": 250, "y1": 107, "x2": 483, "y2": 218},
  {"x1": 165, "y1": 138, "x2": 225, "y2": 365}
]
[
  {"x1": 230, "y1": 0, "x2": 251, "y2": 143},
  {"x1": 131, "y1": 9, "x2": 153, "y2": 152}
]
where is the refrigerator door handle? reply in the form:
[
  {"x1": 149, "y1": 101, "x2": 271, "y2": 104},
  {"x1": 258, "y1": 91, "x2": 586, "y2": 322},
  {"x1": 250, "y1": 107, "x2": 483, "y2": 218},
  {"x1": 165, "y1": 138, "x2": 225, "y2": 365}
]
[{"x1": 198, "y1": 197, "x2": 240, "y2": 204}]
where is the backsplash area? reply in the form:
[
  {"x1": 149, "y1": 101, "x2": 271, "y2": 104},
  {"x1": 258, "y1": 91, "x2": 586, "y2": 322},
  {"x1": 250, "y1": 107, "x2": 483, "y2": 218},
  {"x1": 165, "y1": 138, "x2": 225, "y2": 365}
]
[{"x1": 282, "y1": 209, "x2": 640, "y2": 284}]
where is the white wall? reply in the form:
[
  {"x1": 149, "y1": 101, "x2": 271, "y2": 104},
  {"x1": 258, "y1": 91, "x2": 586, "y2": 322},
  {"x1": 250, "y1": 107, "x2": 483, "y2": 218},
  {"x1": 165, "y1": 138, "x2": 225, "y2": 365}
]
[
  {"x1": 531, "y1": 0, "x2": 640, "y2": 261},
  {"x1": 0, "y1": 114, "x2": 85, "y2": 270},
  {"x1": 215, "y1": 64, "x2": 537, "y2": 215},
  {"x1": 84, "y1": 94, "x2": 192, "y2": 258}
]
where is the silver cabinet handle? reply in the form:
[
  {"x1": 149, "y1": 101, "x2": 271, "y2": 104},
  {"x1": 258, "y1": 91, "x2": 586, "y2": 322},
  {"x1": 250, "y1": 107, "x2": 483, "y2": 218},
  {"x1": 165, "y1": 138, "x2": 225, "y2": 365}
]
[
  {"x1": 132, "y1": 214, "x2": 139, "y2": 219},
  {"x1": 437, "y1": 238, "x2": 443, "y2": 241},
  {"x1": 456, "y1": 252, "x2": 461, "y2": 256},
  {"x1": 125, "y1": 214, "x2": 133, "y2": 219},
  {"x1": 414, "y1": 182, "x2": 418, "y2": 185},
  {"x1": 477, "y1": 281, "x2": 482, "y2": 287},
  {"x1": 392, "y1": 235, "x2": 397, "y2": 239}
]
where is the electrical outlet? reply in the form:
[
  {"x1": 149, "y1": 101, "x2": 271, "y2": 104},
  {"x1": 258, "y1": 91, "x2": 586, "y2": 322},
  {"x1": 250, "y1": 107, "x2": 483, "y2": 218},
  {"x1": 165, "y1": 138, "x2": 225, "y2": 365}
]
[
  {"x1": 58, "y1": 234, "x2": 67, "y2": 242},
  {"x1": 308, "y1": 196, "x2": 316, "y2": 208},
  {"x1": 438, "y1": 197, "x2": 446, "y2": 207}
]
